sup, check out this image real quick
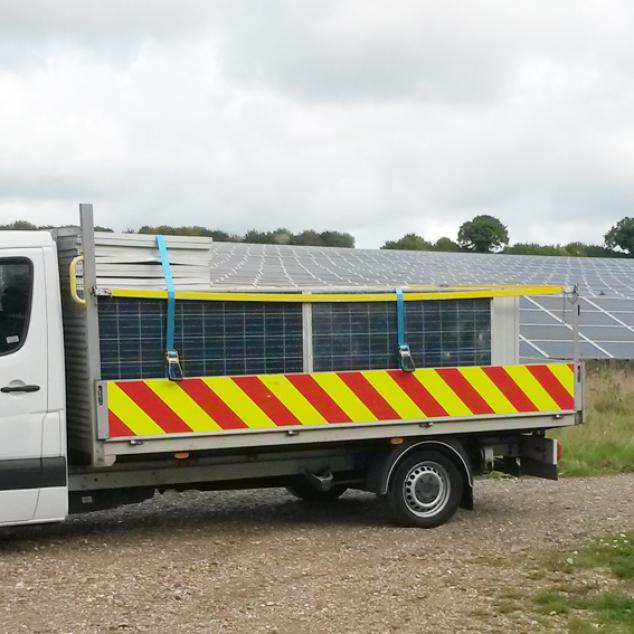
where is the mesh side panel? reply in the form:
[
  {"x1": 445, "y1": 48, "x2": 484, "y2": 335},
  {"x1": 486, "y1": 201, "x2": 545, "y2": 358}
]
[
  {"x1": 98, "y1": 297, "x2": 304, "y2": 380},
  {"x1": 312, "y1": 299, "x2": 491, "y2": 372}
]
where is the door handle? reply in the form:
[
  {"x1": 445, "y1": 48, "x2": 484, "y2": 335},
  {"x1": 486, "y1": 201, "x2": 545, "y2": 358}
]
[{"x1": 1, "y1": 385, "x2": 40, "y2": 394}]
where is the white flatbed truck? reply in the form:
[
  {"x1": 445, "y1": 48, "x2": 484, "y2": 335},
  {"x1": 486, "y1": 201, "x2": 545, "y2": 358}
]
[{"x1": 0, "y1": 205, "x2": 583, "y2": 529}]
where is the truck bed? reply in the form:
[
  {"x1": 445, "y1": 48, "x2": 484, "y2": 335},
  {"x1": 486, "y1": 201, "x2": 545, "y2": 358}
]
[{"x1": 56, "y1": 207, "x2": 581, "y2": 468}]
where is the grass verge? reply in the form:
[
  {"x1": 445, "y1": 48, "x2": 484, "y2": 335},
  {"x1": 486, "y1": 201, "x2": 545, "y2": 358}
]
[
  {"x1": 532, "y1": 531, "x2": 634, "y2": 632},
  {"x1": 553, "y1": 362, "x2": 634, "y2": 477}
]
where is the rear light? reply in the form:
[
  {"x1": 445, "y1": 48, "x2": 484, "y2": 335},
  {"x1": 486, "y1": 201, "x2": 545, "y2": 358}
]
[{"x1": 557, "y1": 441, "x2": 564, "y2": 462}]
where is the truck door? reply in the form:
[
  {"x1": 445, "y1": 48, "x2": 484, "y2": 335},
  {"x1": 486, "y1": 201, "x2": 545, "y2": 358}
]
[{"x1": 0, "y1": 251, "x2": 48, "y2": 524}]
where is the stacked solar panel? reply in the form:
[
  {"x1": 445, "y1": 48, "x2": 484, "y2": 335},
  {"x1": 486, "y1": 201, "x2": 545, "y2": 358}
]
[
  {"x1": 98, "y1": 298, "x2": 304, "y2": 380},
  {"x1": 98, "y1": 297, "x2": 492, "y2": 380},
  {"x1": 312, "y1": 299, "x2": 491, "y2": 372}
]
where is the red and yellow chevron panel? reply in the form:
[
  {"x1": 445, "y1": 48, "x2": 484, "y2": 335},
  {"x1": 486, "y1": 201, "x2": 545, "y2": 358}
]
[{"x1": 105, "y1": 363, "x2": 576, "y2": 438}]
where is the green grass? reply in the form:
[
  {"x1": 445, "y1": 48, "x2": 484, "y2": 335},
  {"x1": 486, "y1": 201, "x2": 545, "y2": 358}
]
[
  {"x1": 575, "y1": 533, "x2": 634, "y2": 581},
  {"x1": 552, "y1": 362, "x2": 634, "y2": 477},
  {"x1": 534, "y1": 590, "x2": 571, "y2": 615},
  {"x1": 532, "y1": 531, "x2": 634, "y2": 632},
  {"x1": 535, "y1": 591, "x2": 634, "y2": 633}
]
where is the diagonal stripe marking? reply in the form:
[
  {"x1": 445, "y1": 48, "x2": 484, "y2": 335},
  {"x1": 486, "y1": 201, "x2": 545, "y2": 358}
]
[
  {"x1": 232, "y1": 376, "x2": 300, "y2": 426},
  {"x1": 504, "y1": 366, "x2": 559, "y2": 411},
  {"x1": 178, "y1": 379, "x2": 247, "y2": 430},
  {"x1": 436, "y1": 368, "x2": 494, "y2": 415},
  {"x1": 458, "y1": 367, "x2": 517, "y2": 414},
  {"x1": 108, "y1": 410, "x2": 136, "y2": 438},
  {"x1": 259, "y1": 375, "x2": 326, "y2": 425},
  {"x1": 311, "y1": 373, "x2": 375, "y2": 422},
  {"x1": 116, "y1": 381, "x2": 192, "y2": 433},
  {"x1": 144, "y1": 380, "x2": 222, "y2": 432},
  {"x1": 362, "y1": 371, "x2": 425, "y2": 419},
  {"x1": 285, "y1": 374, "x2": 352, "y2": 423},
  {"x1": 412, "y1": 369, "x2": 472, "y2": 417},
  {"x1": 201, "y1": 377, "x2": 276, "y2": 429},
  {"x1": 338, "y1": 372, "x2": 399, "y2": 420},
  {"x1": 548, "y1": 364, "x2": 575, "y2": 398},
  {"x1": 481, "y1": 366, "x2": 538, "y2": 412},
  {"x1": 527, "y1": 365, "x2": 575, "y2": 410},
  {"x1": 387, "y1": 370, "x2": 445, "y2": 417},
  {"x1": 107, "y1": 383, "x2": 166, "y2": 436}
]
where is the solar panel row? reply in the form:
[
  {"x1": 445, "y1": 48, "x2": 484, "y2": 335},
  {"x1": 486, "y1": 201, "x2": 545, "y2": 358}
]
[
  {"x1": 204, "y1": 242, "x2": 634, "y2": 360},
  {"x1": 520, "y1": 295, "x2": 634, "y2": 360},
  {"x1": 206, "y1": 242, "x2": 634, "y2": 297}
]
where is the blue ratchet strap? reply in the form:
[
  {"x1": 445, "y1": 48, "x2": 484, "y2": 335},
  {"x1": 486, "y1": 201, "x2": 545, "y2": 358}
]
[
  {"x1": 395, "y1": 288, "x2": 415, "y2": 372},
  {"x1": 155, "y1": 235, "x2": 183, "y2": 381}
]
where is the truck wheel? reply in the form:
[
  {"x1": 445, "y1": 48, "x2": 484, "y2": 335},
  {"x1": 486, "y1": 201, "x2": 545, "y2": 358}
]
[
  {"x1": 387, "y1": 450, "x2": 463, "y2": 528},
  {"x1": 286, "y1": 481, "x2": 348, "y2": 502}
]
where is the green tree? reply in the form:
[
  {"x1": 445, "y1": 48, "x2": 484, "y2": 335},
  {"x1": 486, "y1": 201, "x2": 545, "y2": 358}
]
[
  {"x1": 245, "y1": 229, "x2": 355, "y2": 248},
  {"x1": 381, "y1": 233, "x2": 433, "y2": 250},
  {"x1": 564, "y1": 243, "x2": 621, "y2": 257},
  {"x1": 0, "y1": 220, "x2": 113, "y2": 232},
  {"x1": 504, "y1": 242, "x2": 566, "y2": 256},
  {"x1": 206, "y1": 230, "x2": 239, "y2": 242},
  {"x1": 292, "y1": 230, "x2": 324, "y2": 246},
  {"x1": 270, "y1": 229, "x2": 293, "y2": 245},
  {"x1": 503, "y1": 241, "x2": 622, "y2": 257},
  {"x1": 136, "y1": 224, "x2": 353, "y2": 246},
  {"x1": 139, "y1": 224, "x2": 210, "y2": 237},
  {"x1": 434, "y1": 237, "x2": 461, "y2": 252},
  {"x1": 244, "y1": 228, "x2": 293, "y2": 244},
  {"x1": 138, "y1": 225, "x2": 240, "y2": 241},
  {"x1": 605, "y1": 218, "x2": 634, "y2": 255},
  {"x1": 240, "y1": 229, "x2": 264, "y2": 243},
  {"x1": 0, "y1": 220, "x2": 39, "y2": 230},
  {"x1": 317, "y1": 230, "x2": 355, "y2": 248},
  {"x1": 458, "y1": 215, "x2": 509, "y2": 253}
]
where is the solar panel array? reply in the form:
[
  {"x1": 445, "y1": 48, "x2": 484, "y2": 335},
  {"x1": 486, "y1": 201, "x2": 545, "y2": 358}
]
[{"x1": 205, "y1": 243, "x2": 634, "y2": 360}]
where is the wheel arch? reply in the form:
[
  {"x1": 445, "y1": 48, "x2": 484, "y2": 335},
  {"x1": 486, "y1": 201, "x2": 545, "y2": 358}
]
[{"x1": 367, "y1": 439, "x2": 474, "y2": 510}]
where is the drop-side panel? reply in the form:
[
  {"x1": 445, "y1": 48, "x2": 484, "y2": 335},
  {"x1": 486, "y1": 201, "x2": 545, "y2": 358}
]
[{"x1": 96, "y1": 362, "x2": 579, "y2": 459}]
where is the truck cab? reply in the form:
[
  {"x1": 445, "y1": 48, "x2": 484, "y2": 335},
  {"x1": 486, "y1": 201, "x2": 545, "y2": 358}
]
[{"x1": 0, "y1": 231, "x2": 67, "y2": 526}]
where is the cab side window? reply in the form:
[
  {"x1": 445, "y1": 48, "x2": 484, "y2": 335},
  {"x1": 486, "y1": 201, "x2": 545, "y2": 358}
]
[{"x1": 0, "y1": 259, "x2": 32, "y2": 355}]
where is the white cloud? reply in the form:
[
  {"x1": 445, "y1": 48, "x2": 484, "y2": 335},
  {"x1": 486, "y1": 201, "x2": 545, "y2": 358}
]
[{"x1": 0, "y1": 0, "x2": 633, "y2": 247}]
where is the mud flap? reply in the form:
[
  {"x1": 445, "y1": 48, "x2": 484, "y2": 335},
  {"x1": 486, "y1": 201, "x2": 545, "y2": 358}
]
[{"x1": 519, "y1": 436, "x2": 558, "y2": 480}]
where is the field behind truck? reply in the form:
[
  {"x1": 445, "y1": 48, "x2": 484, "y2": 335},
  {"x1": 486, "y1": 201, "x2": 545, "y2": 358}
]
[{"x1": 555, "y1": 360, "x2": 634, "y2": 477}]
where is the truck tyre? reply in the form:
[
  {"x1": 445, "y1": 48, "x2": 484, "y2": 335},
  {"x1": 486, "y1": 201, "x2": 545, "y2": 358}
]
[
  {"x1": 286, "y1": 481, "x2": 348, "y2": 502},
  {"x1": 386, "y1": 449, "x2": 463, "y2": 528}
]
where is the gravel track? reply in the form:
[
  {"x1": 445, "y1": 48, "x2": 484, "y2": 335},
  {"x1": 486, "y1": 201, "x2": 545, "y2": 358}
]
[{"x1": 1, "y1": 474, "x2": 633, "y2": 634}]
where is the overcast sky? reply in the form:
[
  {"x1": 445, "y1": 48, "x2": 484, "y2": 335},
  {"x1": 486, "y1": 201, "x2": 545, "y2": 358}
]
[{"x1": 0, "y1": 1, "x2": 633, "y2": 248}]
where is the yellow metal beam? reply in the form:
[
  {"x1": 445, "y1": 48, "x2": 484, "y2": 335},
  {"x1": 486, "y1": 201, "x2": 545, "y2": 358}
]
[{"x1": 106, "y1": 284, "x2": 565, "y2": 303}]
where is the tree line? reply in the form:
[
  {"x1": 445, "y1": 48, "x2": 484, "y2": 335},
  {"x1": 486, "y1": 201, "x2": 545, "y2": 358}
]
[
  {"x1": 0, "y1": 220, "x2": 355, "y2": 248},
  {"x1": 382, "y1": 214, "x2": 634, "y2": 257},
  {"x1": 136, "y1": 225, "x2": 355, "y2": 247},
  {"x1": 4, "y1": 214, "x2": 634, "y2": 256}
]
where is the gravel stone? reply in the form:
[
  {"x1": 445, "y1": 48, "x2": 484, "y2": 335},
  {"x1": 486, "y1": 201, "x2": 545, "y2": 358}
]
[{"x1": 1, "y1": 474, "x2": 633, "y2": 633}]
